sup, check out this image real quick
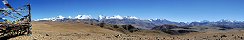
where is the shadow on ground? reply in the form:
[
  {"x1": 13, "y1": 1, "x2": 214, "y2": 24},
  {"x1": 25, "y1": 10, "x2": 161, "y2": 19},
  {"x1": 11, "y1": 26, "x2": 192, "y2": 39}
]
[{"x1": 0, "y1": 34, "x2": 26, "y2": 40}]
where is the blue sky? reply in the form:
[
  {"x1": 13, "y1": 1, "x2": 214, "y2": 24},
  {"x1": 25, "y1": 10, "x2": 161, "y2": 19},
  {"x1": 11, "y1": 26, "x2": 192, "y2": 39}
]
[{"x1": 1, "y1": 0, "x2": 244, "y2": 22}]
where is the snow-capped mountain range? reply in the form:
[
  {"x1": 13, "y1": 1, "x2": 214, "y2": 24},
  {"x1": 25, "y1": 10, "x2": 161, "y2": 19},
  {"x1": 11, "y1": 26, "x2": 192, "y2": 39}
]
[
  {"x1": 34, "y1": 15, "x2": 139, "y2": 21},
  {"x1": 34, "y1": 15, "x2": 244, "y2": 29},
  {"x1": 34, "y1": 15, "x2": 243, "y2": 23},
  {"x1": 34, "y1": 15, "x2": 180, "y2": 29}
]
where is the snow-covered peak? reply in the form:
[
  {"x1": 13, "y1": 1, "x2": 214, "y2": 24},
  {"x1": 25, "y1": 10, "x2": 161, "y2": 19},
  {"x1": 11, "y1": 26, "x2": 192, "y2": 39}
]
[
  {"x1": 75, "y1": 15, "x2": 82, "y2": 19},
  {"x1": 75, "y1": 15, "x2": 92, "y2": 19},
  {"x1": 98, "y1": 15, "x2": 105, "y2": 20},
  {"x1": 98, "y1": 15, "x2": 139, "y2": 20},
  {"x1": 56, "y1": 15, "x2": 65, "y2": 19},
  {"x1": 68, "y1": 16, "x2": 72, "y2": 19},
  {"x1": 35, "y1": 15, "x2": 140, "y2": 21},
  {"x1": 108, "y1": 15, "x2": 123, "y2": 19},
  {"x1": 34, "y1": 15, "x2": 66, "y2": 21},
  {"x1": 217, "y1": 19, "x2": 232, "y2": 22},
  {"x1": 124, "y1": 16, "x2": 138, "y2": 19},
  {"x1": 148, "y1": 19, "x2": 154, "y2": 21},
  {"x1": 34, "y1": 17, "x2": 56, "y2": 21},
  {"x1": 147, "y1": 18, "x2": 167, "y2": 21}
]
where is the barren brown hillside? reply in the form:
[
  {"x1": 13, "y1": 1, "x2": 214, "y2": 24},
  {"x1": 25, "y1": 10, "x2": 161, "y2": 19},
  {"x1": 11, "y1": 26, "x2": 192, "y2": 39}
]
[{"x1": 9, "y1": 22, "x2": 244, "y2": 40}]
